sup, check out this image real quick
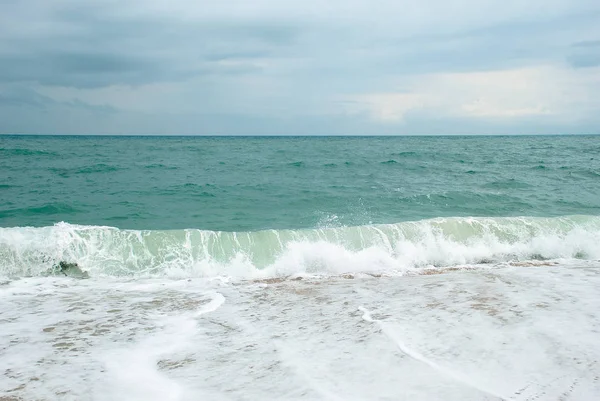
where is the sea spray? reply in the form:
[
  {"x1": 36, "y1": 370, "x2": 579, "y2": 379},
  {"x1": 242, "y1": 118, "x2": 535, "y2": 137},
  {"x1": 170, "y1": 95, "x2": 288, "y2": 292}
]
[{"x1": 1, "y1": 215, "x2": 599, "y2": 278}]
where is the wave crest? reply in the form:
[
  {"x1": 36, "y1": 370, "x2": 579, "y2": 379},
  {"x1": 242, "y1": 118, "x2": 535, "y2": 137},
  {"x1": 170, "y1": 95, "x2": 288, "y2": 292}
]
[{"x1": 1, "y1": 216, "x2": 599, "y2": 278}]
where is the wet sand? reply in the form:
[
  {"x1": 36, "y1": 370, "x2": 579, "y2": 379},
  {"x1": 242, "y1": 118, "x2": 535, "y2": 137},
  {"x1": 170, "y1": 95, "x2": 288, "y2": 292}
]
[{"x1": 2, "y1": 263, "x2": 600, "y2": 400}]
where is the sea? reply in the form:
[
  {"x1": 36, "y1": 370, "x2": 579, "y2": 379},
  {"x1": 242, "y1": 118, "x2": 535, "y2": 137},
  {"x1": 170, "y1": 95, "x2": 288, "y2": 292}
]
[{"x1": 1, "y1": 134, "x2": 600, "y2": 400}]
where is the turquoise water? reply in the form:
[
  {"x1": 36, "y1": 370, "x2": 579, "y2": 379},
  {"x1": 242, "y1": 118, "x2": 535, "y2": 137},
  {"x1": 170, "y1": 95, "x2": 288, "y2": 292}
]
[
  {"x1": 2, "y1": 135, "x2": 599, "y2": 230},
  {"x1": 1, "y1": 135, "x2": 599, "y2": 277}
]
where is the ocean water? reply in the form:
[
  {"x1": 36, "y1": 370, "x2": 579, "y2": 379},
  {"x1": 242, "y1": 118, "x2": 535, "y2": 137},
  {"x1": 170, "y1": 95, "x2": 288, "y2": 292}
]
[{"x1": 1, "y1": 135, "x2": 600, "y2": 400}]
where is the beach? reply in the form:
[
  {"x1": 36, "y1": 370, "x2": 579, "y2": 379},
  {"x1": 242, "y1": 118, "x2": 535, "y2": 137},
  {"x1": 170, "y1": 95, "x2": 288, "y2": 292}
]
[{"x1": 2, "y1": 263, "x2": 600, "y2": 400}]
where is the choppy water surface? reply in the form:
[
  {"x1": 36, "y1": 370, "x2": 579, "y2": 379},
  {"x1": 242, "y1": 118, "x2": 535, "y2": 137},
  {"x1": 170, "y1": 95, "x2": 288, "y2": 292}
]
[{"x1": 1, "y1": 135, "x2": 599, "y2": 231}]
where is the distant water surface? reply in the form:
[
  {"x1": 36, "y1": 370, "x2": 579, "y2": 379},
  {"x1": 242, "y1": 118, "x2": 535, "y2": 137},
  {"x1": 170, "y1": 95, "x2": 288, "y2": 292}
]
[{"x1": 1, "y1": 135, "x2": 599, "y2": 231}]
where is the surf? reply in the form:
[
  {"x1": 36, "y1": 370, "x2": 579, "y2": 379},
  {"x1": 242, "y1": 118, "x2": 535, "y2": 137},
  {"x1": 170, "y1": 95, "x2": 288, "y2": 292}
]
[{"x1": 1, "y1": 215, "x2": 599, "y2": 279}]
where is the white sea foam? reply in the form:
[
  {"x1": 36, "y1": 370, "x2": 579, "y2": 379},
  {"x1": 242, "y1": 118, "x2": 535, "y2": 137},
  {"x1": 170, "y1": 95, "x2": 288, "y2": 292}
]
[
  {"x1": 2, "y1": 264, "x2": 600, "y2": 400},
  {"x1": 99, "y1": 292, "x2": 225, "y2": 401}
]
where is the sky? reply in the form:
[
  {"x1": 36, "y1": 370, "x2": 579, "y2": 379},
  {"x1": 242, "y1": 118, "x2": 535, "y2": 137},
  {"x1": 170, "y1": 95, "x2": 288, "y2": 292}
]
[{"x1": 1, "y1": 0, "x2": 599, "y2": 135}]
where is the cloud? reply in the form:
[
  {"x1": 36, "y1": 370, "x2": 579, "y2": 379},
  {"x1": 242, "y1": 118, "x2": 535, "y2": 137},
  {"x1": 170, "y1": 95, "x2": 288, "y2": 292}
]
[
  {"x1": 0, "y1": 85, "x2": 117, "y2": 134},
  {"x1": 0, "y1": 85, "x2": 116, "y2": 113},
  {"x1": 0, "y1": 1, "x2": 301, "y2": 88},
  {"x1": 344, "y1": 65, "x2": 600, "y2": 123},
  {"x1": 568, "y1": 40, "x2": 600, "y2": 68},
  {"x1": 0, "y1": 0, "x2": 599, "y2": 134}
]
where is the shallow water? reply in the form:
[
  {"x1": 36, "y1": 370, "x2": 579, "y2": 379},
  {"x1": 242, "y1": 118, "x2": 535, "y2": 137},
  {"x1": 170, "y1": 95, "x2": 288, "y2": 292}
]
[{"x1": 2, "y1": 264, "x2": 600, "y2": 400}]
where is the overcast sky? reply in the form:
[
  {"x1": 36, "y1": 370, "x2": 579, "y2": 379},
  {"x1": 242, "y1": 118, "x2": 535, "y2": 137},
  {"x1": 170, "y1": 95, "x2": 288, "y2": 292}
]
[{"x1": 1, "y1": 0, "x2": 599, "y2": 135}]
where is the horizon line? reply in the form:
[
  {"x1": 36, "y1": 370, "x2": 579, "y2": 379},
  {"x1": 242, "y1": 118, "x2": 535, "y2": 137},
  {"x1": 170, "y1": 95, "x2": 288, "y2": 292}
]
[{"x1": 1, "y1": 133, "x2": 599, "y2": 138}]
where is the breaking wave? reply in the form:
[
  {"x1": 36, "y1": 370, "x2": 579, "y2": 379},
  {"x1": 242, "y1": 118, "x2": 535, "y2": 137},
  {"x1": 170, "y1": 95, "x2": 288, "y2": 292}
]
[{"x1": 1, "y1": 215, "x2": 599, "y2": 279}]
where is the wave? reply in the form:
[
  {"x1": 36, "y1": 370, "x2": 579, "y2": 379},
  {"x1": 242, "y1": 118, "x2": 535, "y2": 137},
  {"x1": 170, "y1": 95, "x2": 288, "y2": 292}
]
[
  {"x1": 144, "y1": 163, "x2": 179, "y2": 170},
  {"x1": 391, "y1": 151, "x2": 418, "y2": 157},
  {"x1": 0, "y1": 203, "x2": 80, "y2": 218},
  {"x1": 0, "y1": 148, "x2": 57, "y2": 157},
  {"x1": 483, "y1": 179, "x2": 531, "y2": 189},
  {"x1": 49, "y1": 163, "x2": 121, "y2": 176},
  {"x1": 1, "y1": 215, "x2": 599, "y2": 279}
]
